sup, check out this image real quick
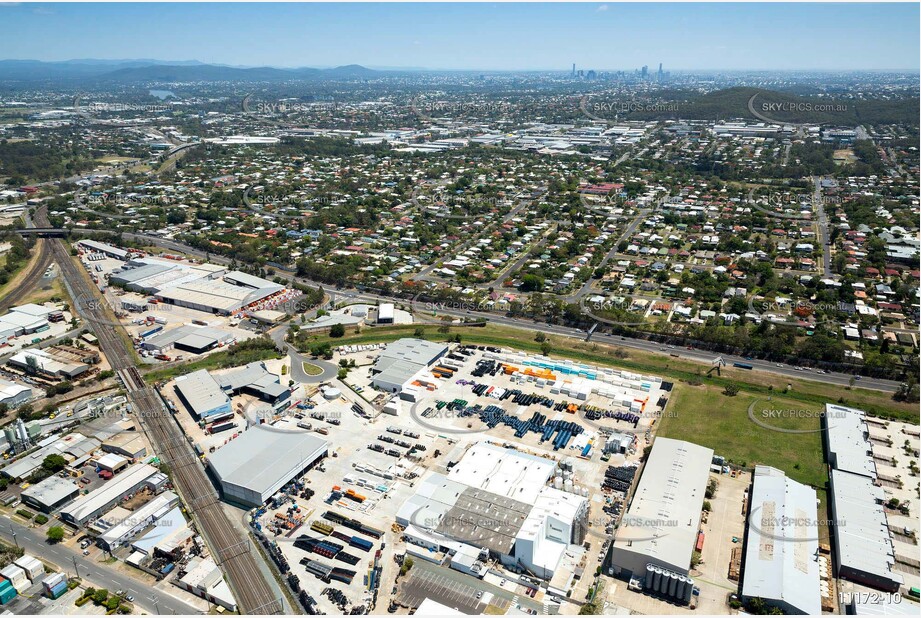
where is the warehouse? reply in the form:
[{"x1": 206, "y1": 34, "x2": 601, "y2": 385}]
[
  {"x1": 109, "y1": 258, "x2": 226, "y2": 294},
  {"x1": 78, "y1": 239, "x2": 129, "y2": 260},
  {"x1": 21, "y1": 475, "x2": 80, "y2": 513},
  {"x1": 741, "y1": 465, "x2": 821, "y2": 615},
  {"x1": 101, "y1": 432, "x2": 147, "y2": 460},
  {"x1": 96, "y1": 491, "x2": 180, "y2": 551},
  {"x1": 154, "y1": 271, "x2": 284, "y2": 315},
  {"x1": 822, "y1": 404, "x2": 903, "y2": 592},
  {"x1": 1, "y1": 441, "x2": 69, "y2": 481},
  {"x1": 370, "y1": 338, "x2": 449, "y2": 393},
  {"x1": 0, "y1": 379, "x2": 31, "y2": 407},
  {"x1": 173, "y1": 370, "x2": 232, "y2": 421},
  {"x1": 215, "y1": 362, "x2": 291, "y2": 410},
  {"x1": 397, "y1": 442, "x2": 587, "y2": 579},
  {"x1": 607, "y1": 437, "x2": 712, "y2": 598},
  {"x1": 822, "y1": 403, "x2": 877, "y2": 479},
  {"x1": 141, "y1": 324, "x2": 233, "y2": 355},
  {"x1": 7, "y1": 347, "x2": 89, "y2": 380},
  {"x1": 60, "y1": 463, "x2": 159, "y2": 526},
  {"x1": 0, "y1": 307, "x2": 49, "y2": 337},
  {"x1": 828, "y1": 468, "x2": 903, "y2": 593},
  {"x1": 377, "y1": 302, "x2": 394, "y2": 324},
  {"x1": 208, "y1": 425, "x2": 328, "y2": 507}
]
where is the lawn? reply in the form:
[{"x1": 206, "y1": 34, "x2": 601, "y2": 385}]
[
  {"x1": 302, "y1": 361, "x2": 323, "y2": 376},
  {"x1": 658, "y1": 383, "x2": 827, "y2": 489}
]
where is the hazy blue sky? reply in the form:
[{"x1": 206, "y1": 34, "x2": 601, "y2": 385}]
[{"x1": 0, "y1": 2, "x2": 918, "y2": 71}]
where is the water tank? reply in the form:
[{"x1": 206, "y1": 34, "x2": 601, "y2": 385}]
[
  {"x1": 667, "y1": 572, "x2": 678, "y2": 597},
  {"x1": 651, "y1": 567, "x2": 662, "y2": 591},
  {"x1": 581, "y1": 486, "x2": 589, "y2": 497},
  {"x1": 683, "y1": 578, "x2": 694, "y2": 604},
  {"x1": 645, "y1": 564, "x2": 655, "y2": 589},
  {"x1": 564, "y1": 479, "x2": 574, "y2": 493},
  {"x1": 553, "y1": 476, "x2": 563, "y2": 490}
]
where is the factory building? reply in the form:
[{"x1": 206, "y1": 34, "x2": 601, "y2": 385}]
[
  {"x1": 822, "y1": 404, "x2": 904, "y2": 593},
  {"x1": 60, "y1": 463, "x2": 159, "y2": 526},
  {"x1": 215, "y1": 362, "x2": 291, "y2": 411},
  {"x1": 173, "y1": 370, "x2": 233, "y2": 421},
  {"x1": 78, "y1": 239, "x2": 130, "y2": 260},
  {"x1": 21, "y1": 476, "x2": 80, "y2": 513},
  {"x1": 740, "y1": 466, "x2": 821, "y2": 615},
  {"x1": 397, "y1": 443, "x2": 588, "y2": 580},
  {"x1": 607, "y1": 437, "x2": 713, "y2": 605},
  {"x1": 95, "y1": 491, "x2": 180, "y2": 551},
  {"x1": 7, "y1": 347, "x2": 90, "y2": 380},
  {"x1": 377, "y1": 302, "x2": 394, "y2": 324},
  {"x1": 208, "y1": 425, "x2": 327, "y2": 507},
  {"x1": 141, "y1": 324, "x2": 233, "y2": 355},
  {"x1": 109, "y1": 258, "x2": 226, "y2": 294},
  {"x1": 155, "y1": 271, "x2": 284, "y2": 315},
  {"x1": 0, "y1": 379, "x2": 31, "y2": 407},
  {"x1": 370, "y1": 338, "x2": 449, "y2": 394}
]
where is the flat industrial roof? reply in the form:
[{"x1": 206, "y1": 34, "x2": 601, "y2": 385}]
[
  {"x1": 829, "y1": 469, "x2": 903, "y2": 588},
  {"x1": 446, "y1": 442, "x2": 556, "y2": 504},
  {"x1": 61, "y1": 463, "x2": 157, "y2": 523},
  {"x1": 21, "y1": 475, "x2": 79, "y2": 507},
  {"x1": 208, "y1": 426, "x2": 327, "y2": 501},
  {"x1": 825, "y1": 404, "x2": 877, "y2": 479},
  {"x1": 174, "y1": 370, "x2": 230, "y2": 417},
  {"x1": 612, "y1": 437, "x2": 713, "y2": 572},
  {"x1": 741, "y1": 465, "x2": 821, "y2": 614}
]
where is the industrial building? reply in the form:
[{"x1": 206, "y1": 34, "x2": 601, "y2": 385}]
[
  {"x1": 822, "y1": 404, "x2": 904, "y2": 592},
  {"x1": 215, "y1": 361, "x2": 291, "y2": 411},
  {"x1": 141, "y1": 324, "x2": 233, "y2": 355},
  {"x1": 21, "y1": 475, "x2": 80, "y2": 513},
  {"x1": 377, "y1": 302, "x2": 394, "y2": 324},
  {"x1": 7, "y1": 347, "x2": 90, "y2": 380},
  {"x1": 173, "y1": 370, "x2": 233, "y2": 421},
  {"x1": 60, "y1": 463, "x2": 159, "y2": 526},
  {"x1": 0, "y1": 379, "x2": 31, "y2": 408},
  {"x1": 370, "y1": 338, "x2": 449, "y2": 393},
  {"x1": 176, "y1": 556, "x2": 237, "y2": 612},
  {"x1": 0, "y1": 304, "x2": 52, "y2": 339},
  {"x1": 740, "y1": 465, "x2": 821, "y2": 615},
  {"x1": 109, "y1": 258, "x2": 226, "y2": 294},
  {"x1": 78, "y1": 239, "x2": 130, "y2": 260},
  {"x1": 207, "y1": 425, "x2": 328, "y2": 507},
  {"x1": 95, "y1": 491, "x2": 180, "y2": 551},
  {"x1": 397, "y1": 442, "x2": 588, "y2": 579},
  {"x1": 828, "y1": 469, "x2": 903, "y2": 593},
  {"x1": 607, "y1": 437, "x2": 713, "y2": 605}
]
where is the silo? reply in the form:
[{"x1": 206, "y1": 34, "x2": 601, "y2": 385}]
[
  {"x1": 675, "y1": 575, "x2": 687, "y2": 600},
  {"x1": 644, "y1": 564, "x2": 655, "y2": 589},
  {"x1": 553, "y1": 476, "x2": 563, "y2": 490},
  {"x1": 581, "y1": 486, "x2": 589, "y2": 497},
  {"x1": 657, "y1": 568, "x2": 669, "y2": 594},
  {"x1": 564, "y1": 479, "x2": 574, "y2": 493},
  {"x1": 682, "y1": 578, "x2": 694, "y2": 604},
  {"x1": 651, "y1": 567, "x2": 662, "y2": 592},
  {"x1": 667, "y1": 572, "x2": 678, "y2": 598}
]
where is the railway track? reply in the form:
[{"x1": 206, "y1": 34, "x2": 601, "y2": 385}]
[
  {"x1": 0, "y1": 207, "x2": 53, "y2": 313},
  {"x1": 48, "y1": 235, "x2": 283, "y2": 614}
]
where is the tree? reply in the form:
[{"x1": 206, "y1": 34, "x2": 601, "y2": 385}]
[
  {"x1": 42, "y1": 454, "x2": 68, "y2": 473},
  {"x1": 540, "y1": 341, "x2": 552, "y2": 356},
  {"x1": 329, "y1": 323, "x2": 345, "y2": 338},
  {"x1": 92, "y1": 588, "x2": 109, "y2": 604},
  {"x1": 534, "y1": 332, "x2": 547, "y2": 343},
  {"x1": 47, "y1": 526, "x2": 65, "y2": 543}
]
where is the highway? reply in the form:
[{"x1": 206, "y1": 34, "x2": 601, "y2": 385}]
[
  {"x1": 0, "y1": 515, "x2": 199, "y2": 616},
  {"x1": 77, "y1": 229, "x2": 902, "y2": 394},
  {"x1": 45, "y1": 232, "x2": 284, "y2": 614}
]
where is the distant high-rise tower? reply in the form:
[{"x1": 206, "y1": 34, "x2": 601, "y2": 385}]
[
  {"x1": 572, "y1": 63, "x2": 576, "y2": 77},
  {"x1": 641, "y1": 65, "x2": 648, "y2": 79},
  {"x1": 657, "y1": 63, "x2": 664, "y2": 82}
]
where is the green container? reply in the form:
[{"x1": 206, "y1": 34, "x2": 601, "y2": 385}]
[{"x1": 0, "y1": 586, "x2": 17, "y2": 604}]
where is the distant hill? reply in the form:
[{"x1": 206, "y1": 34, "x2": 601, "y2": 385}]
[{"x1": 0, "y1": 59, "x2": 381, "y2": 83}]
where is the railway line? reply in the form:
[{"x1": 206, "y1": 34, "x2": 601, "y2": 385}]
[
  {"x1": 0, "y1": 208, "x2": 53, "y2": 313},
  {"x1": 46, "y1": 234, "x2": 283, "y2": 614}
]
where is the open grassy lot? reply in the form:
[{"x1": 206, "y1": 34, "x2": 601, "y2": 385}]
[
  {"x1": 302, "y1": 361, "x2": 323, "y2": 376},
  {"x1": 658, "y1": 384, "x2": 827, "y2": 489},
  {"x1": 305, "y1": 322, "x2": 917, "y2": 422}
]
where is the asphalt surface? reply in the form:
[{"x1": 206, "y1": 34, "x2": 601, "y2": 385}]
[{"x1": 0, "y1": 515, "x2": 199, "y2": 616}]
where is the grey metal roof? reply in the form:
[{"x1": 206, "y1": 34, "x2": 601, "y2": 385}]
[
  {"x1": 21, "y1": 475, "x2": 79, "y2": 507},
  {"x1": 436, "y1": 486, "x2": 530, "y2": 555},
  {"x1": 824, "y1": 404, "x2": 877, "y2": 479},
  {"x1": 208, "y1": 426, "x2": 327, "y2": 501},
  {"x1": 829, "y1": 469, "x2": 903, "y2": 588},
  {"x1": 741, "y1": 465, "x2": 821, "y2": 615},
  {"x1": 174, "y1": 370, "x2": 230, "y2": 417}
]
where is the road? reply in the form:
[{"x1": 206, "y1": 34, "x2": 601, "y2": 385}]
[
  {"x1": 813, "y1": 176, "x2": 833, "y2": 278},
  {"x1": 69, "y1": 228, "x2": 901, "y2": 394},
  {"x1": 0, "y1": 515, "x2": 199, "y2": 616},
  {"x1": 45, "y1": 230, "x2": 284, "y2": 613}
]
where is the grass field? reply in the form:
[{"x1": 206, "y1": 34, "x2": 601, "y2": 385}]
[
  {"x1": 144, "y1": 346, "x2": 281, "y2": 383},
  {"x1": 302, "y1": 322, "x2": 917, "y2": 422},
  {"x1": 658, "y1": 384, "x2": 827, "y2": 489}
]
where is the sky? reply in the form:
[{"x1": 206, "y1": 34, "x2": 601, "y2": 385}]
[{"x1": 0, "y1": 2, "x2": 918, "y2": 71}]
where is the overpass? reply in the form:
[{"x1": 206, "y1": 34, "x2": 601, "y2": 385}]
[{"x1": 13, "y1": 227, "x2": 68, "y2": 237}]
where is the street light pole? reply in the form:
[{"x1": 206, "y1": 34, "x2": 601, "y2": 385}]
[
  {"x1": 8, "y1": 524, "x2": 17, "y2": 548},
  {"x1": 71, "y1": 556, "x2": 80, "y2": 579}
]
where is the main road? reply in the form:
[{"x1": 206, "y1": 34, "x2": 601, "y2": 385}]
[{"x1": 0, "y1": 515, "x2": 200, "y2": 616}]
